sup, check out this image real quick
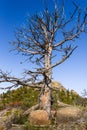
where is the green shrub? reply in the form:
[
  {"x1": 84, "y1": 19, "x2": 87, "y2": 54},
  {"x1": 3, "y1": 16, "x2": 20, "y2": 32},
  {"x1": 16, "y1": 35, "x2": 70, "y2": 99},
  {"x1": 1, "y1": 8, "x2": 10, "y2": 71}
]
[{"x1": 13, "y1": 110, "x2": 27, "y2": 124}]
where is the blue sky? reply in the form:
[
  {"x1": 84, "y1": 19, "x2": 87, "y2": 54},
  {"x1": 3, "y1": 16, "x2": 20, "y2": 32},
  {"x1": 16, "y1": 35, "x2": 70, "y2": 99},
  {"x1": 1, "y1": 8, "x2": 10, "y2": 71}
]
[{"x1": 0, "y1": 0, "x2": 87, "y2": 95}]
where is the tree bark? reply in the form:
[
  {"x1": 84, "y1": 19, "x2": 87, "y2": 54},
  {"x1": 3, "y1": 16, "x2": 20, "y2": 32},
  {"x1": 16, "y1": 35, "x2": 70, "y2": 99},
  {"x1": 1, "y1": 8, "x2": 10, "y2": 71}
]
[{"x1": 40, "y1": 43, "x2": 52, "y2": 116}]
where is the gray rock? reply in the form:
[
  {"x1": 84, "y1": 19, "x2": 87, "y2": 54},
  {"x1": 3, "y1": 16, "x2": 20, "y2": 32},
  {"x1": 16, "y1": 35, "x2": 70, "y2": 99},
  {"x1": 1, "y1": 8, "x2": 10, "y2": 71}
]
[{"x1": 9, "y1": 124, "x2": 25, "y2": 130}]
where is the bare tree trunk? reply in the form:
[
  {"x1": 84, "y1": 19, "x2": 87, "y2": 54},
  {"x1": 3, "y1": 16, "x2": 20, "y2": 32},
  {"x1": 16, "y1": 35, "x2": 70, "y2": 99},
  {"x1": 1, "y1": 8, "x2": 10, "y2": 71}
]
[{"x1": 40, "y1": 43, "x2": 52, "y2": 116}]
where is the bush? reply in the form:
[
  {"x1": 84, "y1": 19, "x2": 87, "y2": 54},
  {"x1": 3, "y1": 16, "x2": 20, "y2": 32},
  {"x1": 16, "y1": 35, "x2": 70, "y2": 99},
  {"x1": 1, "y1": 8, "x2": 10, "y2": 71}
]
[{"x1": 13, "y1": 110, "x2": 27, "y2": 124}]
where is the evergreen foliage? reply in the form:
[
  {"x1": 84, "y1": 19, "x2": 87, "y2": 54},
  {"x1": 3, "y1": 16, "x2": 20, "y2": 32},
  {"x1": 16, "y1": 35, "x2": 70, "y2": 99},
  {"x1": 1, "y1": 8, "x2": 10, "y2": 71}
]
[
  {"x1": 0, "y1": 86, "x2": 39, "y2": 110},
  {"x1": 0, "y1": 84, "x2": 85, "y2": 111}
]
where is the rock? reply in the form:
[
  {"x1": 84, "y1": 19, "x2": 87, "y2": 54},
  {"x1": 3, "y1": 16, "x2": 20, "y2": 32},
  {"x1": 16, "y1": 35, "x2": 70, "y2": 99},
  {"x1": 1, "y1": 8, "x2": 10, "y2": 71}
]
[
  {"x1": 52, "y1": 81, "x2": 66, "y2": 91},
  {"x1": 0, "y1": 126, "x2": 3, "y2": 130},
  {"x1": 56, "y1": 106, "x2": 82, "y2": 123},
  {"x1": 77, "y1": 112, "x2": 87, "y2": 124},
  {"x1": 0, "y1": 108, "x2": 23, "y2": 130},
  {"x1": 82, "y1": 112, "x2": 87, "y2": 120},
  {"x1": 9, "y1": 124, "x2": 25, "y2": 130},
  {"x1": 57, "y1": 100, "x2": 71, "y2": 107},
  {"x1": 29, "y1": 110, "x2": 50, "y2": 125},
  {"x1": 70, "y1": 89, "x2": 79, "y2": 95},
  {"x1": 0, "y1": 109, "x2": 13, "y2": 130}
]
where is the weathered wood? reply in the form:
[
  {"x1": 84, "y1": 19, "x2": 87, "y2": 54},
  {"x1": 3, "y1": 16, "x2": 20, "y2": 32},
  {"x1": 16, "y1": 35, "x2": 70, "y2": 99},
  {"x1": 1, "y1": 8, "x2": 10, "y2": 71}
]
[
  {"x1": 39, "y1": 41, "x2": 52, "y2": 115},
  {"x1": 23, "y1": 104, "x2": 39, "y2": 116}
]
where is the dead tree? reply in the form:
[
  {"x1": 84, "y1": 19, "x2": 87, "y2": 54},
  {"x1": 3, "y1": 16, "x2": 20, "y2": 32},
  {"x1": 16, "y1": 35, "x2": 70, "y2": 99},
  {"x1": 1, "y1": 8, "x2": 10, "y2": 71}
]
[{"x1": 0, "y1": 1, "x2": 87, "y2": 116}]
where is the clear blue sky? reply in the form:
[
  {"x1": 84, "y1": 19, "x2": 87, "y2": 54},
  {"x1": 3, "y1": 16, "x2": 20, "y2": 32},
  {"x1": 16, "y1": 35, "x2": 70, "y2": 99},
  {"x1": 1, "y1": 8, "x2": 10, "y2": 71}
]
[{"x1": 0, "y1": 0, "x2": 87, "y2": 95}]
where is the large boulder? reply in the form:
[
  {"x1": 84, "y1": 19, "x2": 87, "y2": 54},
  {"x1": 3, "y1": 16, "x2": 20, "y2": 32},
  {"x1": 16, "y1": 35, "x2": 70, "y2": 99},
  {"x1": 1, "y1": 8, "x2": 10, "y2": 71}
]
[
  {"x1": 29, "y1": 110, "x2": 50, "y2": 125},
  {"x1": 56, "y1": 106, "x2": 82, "y2": 123}
]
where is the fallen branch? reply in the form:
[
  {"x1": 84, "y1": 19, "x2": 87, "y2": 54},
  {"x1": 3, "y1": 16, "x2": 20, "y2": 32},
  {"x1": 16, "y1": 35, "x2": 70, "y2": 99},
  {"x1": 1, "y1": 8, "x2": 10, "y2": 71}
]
[{"x1": 23, "y1": 104, "x2": 39, "y2": 116}]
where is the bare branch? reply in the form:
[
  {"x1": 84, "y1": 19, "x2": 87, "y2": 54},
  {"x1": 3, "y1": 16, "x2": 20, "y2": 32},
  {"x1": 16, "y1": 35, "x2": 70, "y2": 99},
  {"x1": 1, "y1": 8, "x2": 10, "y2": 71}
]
[
  {"x1": 0, "y1": 70, "x2": 42, "y2": 89},
  {"x1": 51, "y1": 46, "x2": 78, "y2": 69},
  {"x1": 53, "y1": 32, "x2": 80, "y2": 48},
  {"x1": 62, "y1": 1, "x2": 78, "y2": 27},
  {"x1": 16, "y1": 47, "x2": 40, "y2": 54}
]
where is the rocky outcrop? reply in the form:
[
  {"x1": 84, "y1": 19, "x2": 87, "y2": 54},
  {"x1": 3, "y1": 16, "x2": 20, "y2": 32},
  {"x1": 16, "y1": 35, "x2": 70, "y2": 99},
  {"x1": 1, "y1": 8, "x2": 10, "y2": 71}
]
[
  {"x1": 70, "y1": 89, "x2": 79, "y2": 95},
  {"x1": 52, "y1": 81, "x2": 66, "y2": 91}
]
